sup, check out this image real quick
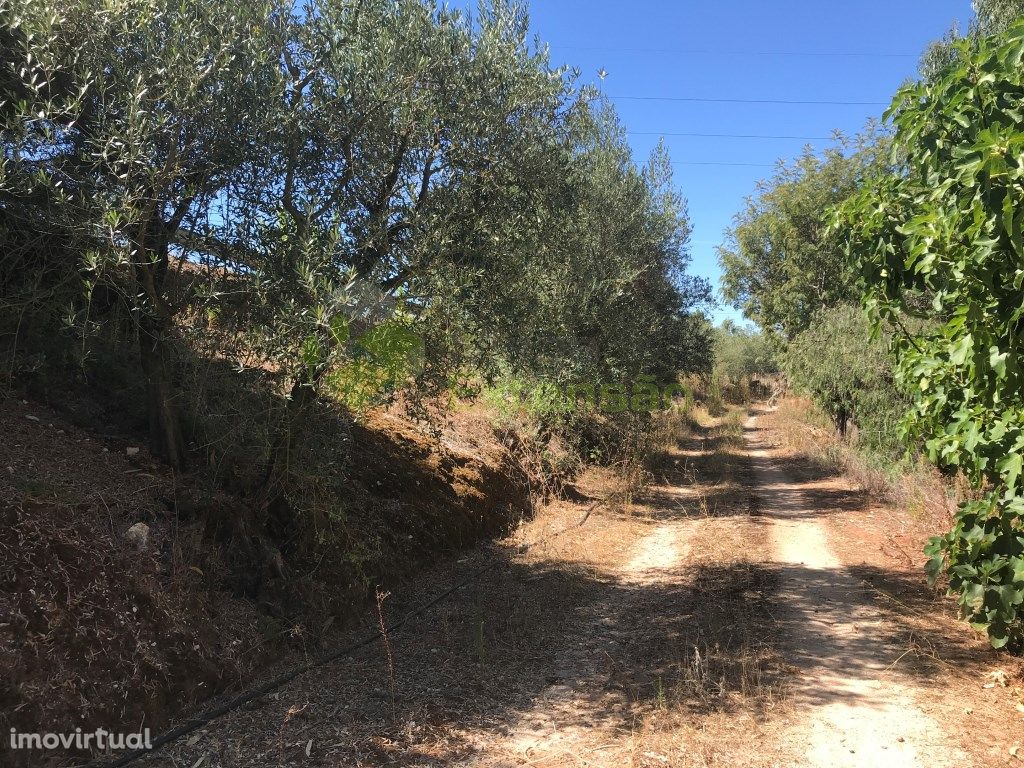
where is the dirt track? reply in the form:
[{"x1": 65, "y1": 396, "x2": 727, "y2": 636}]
[
  {"x1": 745, "y1": 410, "x2": 966, "y2": 767},
  {"x1": 129, "y1": 405, "x2": 1013, "y2": 768}
]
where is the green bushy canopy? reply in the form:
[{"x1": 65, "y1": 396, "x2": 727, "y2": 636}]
[{"x1": 837, "y1": 22, "x2": 1024, "y2": 648}]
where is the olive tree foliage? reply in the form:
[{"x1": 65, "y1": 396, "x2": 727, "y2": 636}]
[
  {"x1": 2, "y1": 0, "x2": 280, "y2": 468},
  {"x1": 234, "y1": 2, "x2": 575, "y2": 391},
  {"x1": 717, "y1": 129, "x2": 889, "y2": 340},
  {"x1": 214, "y1": 0, "x2": 582, "y2": 490},
  {"x1": 513, "y1": 116, "x2": 711, "y2": 386},
  {"x1": 713, "y1": 320, "x2": 777, "y2": 383},
  {"x1": 836, "y1": 24, "x2": 1024, "y2": 648},
  {"x1": 1, "y1": 0, "x2": 712, "y2": 478},
  {"x1": 385, "y1": 99, "x2": 713, "y2": 391}
]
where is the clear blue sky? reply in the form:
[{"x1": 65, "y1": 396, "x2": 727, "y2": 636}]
[{"x1": 515, "y1": 1, "x2": 974, "y2": 326}]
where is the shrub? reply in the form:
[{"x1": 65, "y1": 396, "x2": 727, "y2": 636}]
[
  {"x1": 784, "y1": 304, "x2": 910, "y2": 462},
  {"x1": 836, "y1": 22, "x2": 1024, "y2": 648}
]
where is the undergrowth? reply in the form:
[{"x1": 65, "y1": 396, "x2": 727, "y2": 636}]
[{"x1": 770, "y1": 397, "x2": 961, "y2": 526}]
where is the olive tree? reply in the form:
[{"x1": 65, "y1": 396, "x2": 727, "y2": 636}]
[
  {"x1": 3, "y1": 0, "x2": 714, "y2": 489},
  {"x1": 3, "y1": 0, "x2": 281, "y2": 469}
]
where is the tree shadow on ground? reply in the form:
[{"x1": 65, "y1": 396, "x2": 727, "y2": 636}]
[
  {"x1": 124, "y1": 530, "x2": 992, "y2": 768},
  {"x1": 67, "y1": 405, "x2": 990, "y2": 768},
  {"x1": 3, "y1": 352, "x2": 536, "y2": 768},
  {"x1": 634, "y1": 422, "x2": 866, "y2": 523}
]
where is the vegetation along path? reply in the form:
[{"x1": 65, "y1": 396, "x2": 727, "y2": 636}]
[{"x1": 7, "y1": 4, "x2": 1024, "y2": 767}]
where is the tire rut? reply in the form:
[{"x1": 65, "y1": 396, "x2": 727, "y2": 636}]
[{"x1": 744, "y1": 411, "x2": 967, "y2": 768}]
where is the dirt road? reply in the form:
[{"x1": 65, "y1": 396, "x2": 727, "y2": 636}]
[
  {"x1": 744, "y1": 411, "x2": 966, "y2": 767},
  {"x1": 467, "y1": 520, "x2": 693, "y2": 767},
  {"x1": 133, "y1": 405, "x2": 1007, "y2": 768}
]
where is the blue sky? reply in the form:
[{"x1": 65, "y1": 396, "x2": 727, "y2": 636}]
[{"x1": 517, "y1": 1, "x2": 975, "y2": 326}]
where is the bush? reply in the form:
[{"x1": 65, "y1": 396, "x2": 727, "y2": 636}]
[
  {"x1": 836, "y1": 22, "x2": 1024, "y2": 648},
  {"x1": 784, "y1": 305, "x2": 910, "y2": 462},
  {"x1": 713, "y1": 322, "x2": 778, "y2": 384}
]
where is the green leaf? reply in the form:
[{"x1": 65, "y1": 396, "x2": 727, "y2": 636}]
[
  {"x1": 989, "y1": 621, "x2": 1011, "y2": 649},
  {"x1": 999, "y1": 453, "x2": 1023, "y2": 494},
  {"x1": 328, "y1": 315, "x2": 349, "y2": 347},
  {"x1": 990, "y1": 346, "x2": 1009, "y2": 378},
  {"x1": 962, "y1": 582, "x2": 985, "y2": 613},
  {"x1": 949, "y1": 334, "x2": 973, "y2": 366},
  {"x1": 997, "y1": 584, "x2": 1024, "y2": 612}
]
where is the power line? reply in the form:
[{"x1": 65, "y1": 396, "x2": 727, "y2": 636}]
[
  {"x1": 611, "y1": 95, "x2": 888, "y2": 106},
  {"x1": 671, "y1": 161, "x2": 775, "y2": 168},
  {"x1": 629, "y1": 131, "x2": 836, "y2": 140},
  {"x1": 558, "y1": 45, "x2": 915, "y2": 58}
]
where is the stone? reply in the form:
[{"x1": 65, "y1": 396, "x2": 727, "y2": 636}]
[{"x1": 125, "y1": 522, "x2": 150, "y2": 550}]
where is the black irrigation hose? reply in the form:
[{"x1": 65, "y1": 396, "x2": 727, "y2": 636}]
[{"x1": 76, "y1": 496, "x2": 607, "y2": 768}]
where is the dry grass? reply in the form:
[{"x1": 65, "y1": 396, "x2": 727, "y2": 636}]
[
  {"x1": 765, "y1": 396, "x2": 957, "y2": 531},
  {"x1": 639, "y1": 556, "x2": 786, "y2": 714},
  {"x1": 617, "y1": 404, "x2": 791, "y2": 768},
  {"x1": 497, "y1": 402, "x2": 792, "y2": 767}
]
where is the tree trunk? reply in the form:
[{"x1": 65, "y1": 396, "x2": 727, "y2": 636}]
[
  {"x1": 260, "y1": 378, "x2": 314, "y2": 496},
  {"x1": 132, "y1": 206, "x2": 188, "y2": 472},
  {"x1": 138, "y1": 305, "x2": 187, "y2": 471}
]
